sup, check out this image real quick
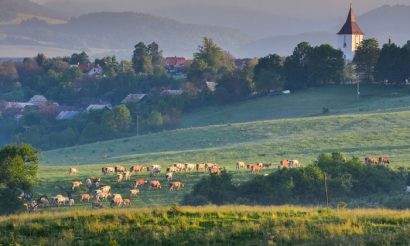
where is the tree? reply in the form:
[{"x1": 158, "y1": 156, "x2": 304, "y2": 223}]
[
  {"x1": 188, "y1": 37, "x2": 234, "y2": 84},
  {"x1": 215, "y1": 70, "x2": 251, "y2": 103},
  {"x1": 113, "y1": 105, "x2": 132, "y2": 131},
  {"x1": 353, "y1": 38, "x2": 380, "y2": 83},
  {"x1": 0, "y1": 144, "x2": 39, "y2": 214},
  {"x1": 284, "y1": 42, "x2": 313, "y2": 89},
  {"x1": 375, "y1": 43, "x2": 401, "y2": 84},
  {"x1": 132, "y1": 42, "x2": 153, "y2": 75},
  {"x1": 253, "y1": 54, "x2": 284, "y2": 92},
  {"x1": 69, "y1": 51, "x2": 90, "y2": 65},
  {"x1": 307, "y1": 44, "x2": 345, "y2": 85}
]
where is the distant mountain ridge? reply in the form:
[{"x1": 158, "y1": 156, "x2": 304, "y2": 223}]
[{"x1": 0, "y1": 0, "x2": 64, "y2": 23}]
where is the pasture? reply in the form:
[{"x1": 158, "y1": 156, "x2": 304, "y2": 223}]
[{"x1": 2, "y1": 206, "x2": 410, "y2": 245}]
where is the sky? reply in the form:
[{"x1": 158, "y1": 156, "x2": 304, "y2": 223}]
[{"x1": 32, "y1": 0, "x2": 410, "y2": 20}]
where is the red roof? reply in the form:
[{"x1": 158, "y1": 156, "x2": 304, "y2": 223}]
[
  {"x1": 165, "y1": 57, "x2": 186, "y2": 66},
  {"x1": 337, "y1": 5, "x2": 364, "y2": 35}
]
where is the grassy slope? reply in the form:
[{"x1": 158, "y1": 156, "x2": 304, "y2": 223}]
[
  {"x1": 2, "y1": 206, "x2": 410, "y2": 245},
  {"x1": 37, "y1": 85, "x2": 410, "y2": 209}
]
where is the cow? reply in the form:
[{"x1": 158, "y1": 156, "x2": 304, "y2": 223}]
[
  {"x1": 67, "y1": 198, "x2": 75, "y2": 207},
  {"x1": 169, "y1": 181, "x2": 184, "y2": 191},
  {"x1": 102, "y1": 167, "x2": 115, "y2": 175},
  {"x1": 52, "y1": 195, "x2": 67, "y2": 207},
  {"x1": 110, "y1": 194, "x2": 123, "y2": 207},
  {"x1": 123, "y1": 199, "x2": 131, "y2": 206},
  {"x1": 130, "y1": 189, "x2": 140, "y2": 197},
  {"x1": 236, "y1": 161, "x2": 246, "y2": 170},
  {"x1": 196, "y1": 163, "x2": 207, "y2": 172},
  {"x1": 205, "y1": 163, "x2": 217, "y2": 169},
  {"x1": 130, "y1": 165, "x2": 145, "y2": 173},
  {"x1": 251, "y1": 165, "x2": 263, "y2": 173},
  {"x1": 101, "y1": 186, "x2": 111, "y2": 194},
  {"x1": 122, "y1": 171, "x2": 132, "y2": 181},
  {"x1": 149, "y1": 180, "x2": 162, "y2": 189},
  {"x1": 71, "y1": 181, "x2": 82, "y2": 190},
  {"x1": 173, "y1": 163, "x2": 185, "y2": 171},
  {"x1": 184, "y1": 163, "x2": 196, "y2": 172},
  {"x1": 92, "y1": 202, "x2": 103, "y2": 209},
  {"x1": 379, "y1": 157, "x2": 390, "y2": 165},
  {"x1": 263, "y1": 163, "x2": 272, "y2": 168},
  {"x1": 134, "y1": 179, "x2": 148, "y2": 188},
  {"x1": 116, "y1": 173, "x2": 124, "y2": 183},
  {"x1": 69, "y1": 167, "x2": 79, "y2": 176},
  {"x1": 167, "y1": 166, "x2": 179, "y2": 173},
  {"x1": 365, "y1": 157, "x2": 378, "y2": 165},
  {"x1": 150, "y1": 166, "x2": 161, "y2": 177},
  {"x1": 166, "y1": 172, "x2": 173, "y2": 182},
  {"x1": 289, "y1": 160, "x2": 300, "y2": 168},
  {"x1": 115, "y1": 165, "x2": 126, "y2": 174},
  {"x1": 85, "y1": 178, "x2": 93, "y2": 188},
  {"x1": 95, "y1": 190, "x2": 111, "y2": 202},
  {"x1": 279, "y1": 160, "x2": 290, "y2": 170},
  {"x1": 208, "y1": 166, "x2": 222, "y2": 175},
  {"x1": 80, "y1": 194, "x2": 93, "y2": 202}
]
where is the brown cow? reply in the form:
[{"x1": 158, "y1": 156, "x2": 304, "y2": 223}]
[
  {"x1": 123, "y1": 199, "x2": 131, "y2": 206},
  {"x1": 101, "y1": 185, "x2": 111, "y2": 194},
  {"x1": 279, "y1": 160, "x2": 290, "y2": 170},
  {"x1": 130, "y1": 189, "x2": 140, "y2": 197},
  {"x1": 110, "y1": 194, "x2": 123, "y2": 207},
  {"x1": 102, "y1": 167, "x2": 114, "y2": 175},
  {"x1": 122, "y1": 171, "x2": 132, "y2": 181},
  {"x1": 169, "y1": 181, "x2": 184, "y2": 191},
  {"x1": 149, "y1": 180, "x2": 162, "y2": 189},
  {"x1": 251, "y1": 165, "x2": 263, "y2": 173},
  {"x1": 173, "y1": 163, "x2": 185, "y2": 171},
  {"x1": 130, "y1": 165, "x2": 145, "y2": 173},
  {"x1": 208, "y1": 166, "x2": 222, "y2": 175},
  {"x1": 379, "y1": 157, "x2": 390, "y2": 165},
  {"x1": 134, "y1": 179, "x2": 148, "y2": 188},
  {"x1": 71, "y1": 181, "x2": 82, "y2": 190},
  {"x1": 80, "y1": 194, "x2": 93, "y2": 202},
  {"x1": 365, "y1": 157, "x2": 378, "y2": 165},
  {"x1": 69, "y1": 167, "x2": 79, "y2": 176},
  {"x1": 196, "y1": 163, "x2": 207, "y2": 172},
  {"x1": 167, "y1": 166, "x2": 178, "y2": 173},
  {"x1": 115, "y1": 165, "x2": 126, "y2": 173},
  {"x1": 166, "y1": 171, "x2": 173, "y2": 182}
]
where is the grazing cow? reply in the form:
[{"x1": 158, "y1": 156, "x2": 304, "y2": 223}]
[
  {"x1": 69, "y1": 167, "x2": 79, "y2": 176},
  {"x1": 289, "y1": 160, "x2": 300, "y2": 168},
  {"x1": 85, "y1": 178, "x2": 93, "y2": 188},
  {"x1": 150, "y1": 180, "x2": 162, "y2": 189},
  {"x1": 150, "y1": 167, "x2": 161, "y2": 177},
  {"x1": 134, "y1": 179, "x2": 148, "y2": 188},
  {"x1": 263, "y1": 163, "x2": 272, "y2": 168},
  {"x1": 101, "y1": 186, "x2": 111, "y2": 194},
  {"x1": 236, "y1": 161, "x2": 246, "y2": 170},
  {"x1": 122, "y1": 171, "x2": 132, "y2": 181},
  {"x1": 251, "y1": 165, "x2": 263, "y2": 173},
  {"x1": 67, "y1": 198, "x2": 75, "y2": 207},
  {"x1": 166, "y1": 171, "x2": 173, "y2": 182},
  {"x1": 167, "y1": 166, "x2": 178, "y2": 173},
  {"x1": 196, "y1": 163, "x2": 207, "y2": 172},
  {"x1": 110, "y1": 194, "x2": 123, "y2": 207},
  {"x1": 184, "y1": 163, "x2": 196, "y2": 172},
  {"x1": 71, "y1": 181, "x2": 82, "y2": 190},
  {"x1": 205, "y1": 163, "x2": 216, "y2": 169},
  {"x1": 169, "y1": 181, "x2": 184, "y2": 191},
  {"x1": 102, "y1": 167, "x2": 114, "y2": 175},
  {"x1": 95, "y1": 190, "x2": 111, "y2": 201},
  {"x1": 130, "y1": 189, "x2": 140, "y2": 197},
  {"x1": 208, "y1": 166, "x2": 222, "y2": 175},
  {"x1": 130, "y1": 165, "x2": 145, "y2": 173},
  {"x1": 123, "y1": 199, "x2": 131, "y2": 206},
  {"x1": 52, "y1": 195, "x2": 67, "y2": 207},
  {"x1": 116, "y1": 173, "x2": 124, "y2": 183},
  {"x1": 279, "y1": 160, "x2": 290, "y2": 170},
  {"x1": 173, "y1": 163, "x2": 185, "y2": 171},
  {"x1": 365, "y1": 157, "x2": 378, "y2": 165},
  {"x1": 115, "y1": 165, "x2": 126, "y2": 174},
  {"x1": 80, "y1": 194, "x2": 93, "y2": 202},
  {"x1": 92, "y1": 202, "x2": 103, "y2": 209},
  {"x1": 379, "y1": 157, "x2": 390, "y2": 165}
]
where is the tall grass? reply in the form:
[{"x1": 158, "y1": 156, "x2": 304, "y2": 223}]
[{"x1": 2, "y1": 206, "x2": 410, "y2": 245}]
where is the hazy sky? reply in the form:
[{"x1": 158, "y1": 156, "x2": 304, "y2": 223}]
[{"x1": 33, "y1": 0, "x2": 410, "y2": 19}]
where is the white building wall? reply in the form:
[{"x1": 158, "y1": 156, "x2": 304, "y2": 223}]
[{"x1": 338, "y1": 34, "x2": 364, "y2": 61}]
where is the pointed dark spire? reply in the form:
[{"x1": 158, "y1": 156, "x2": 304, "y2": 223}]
[{"x1": 337, "y1": 4, "x2": 364, "y2": 35}]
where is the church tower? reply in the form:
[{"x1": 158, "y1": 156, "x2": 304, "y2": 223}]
[{"x1": 337, "y1": 3, "x2": 364, "y2": 61}]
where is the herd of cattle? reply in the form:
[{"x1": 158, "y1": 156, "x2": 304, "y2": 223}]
[{"x1": 21, "y1": 156, "x2": 390, "y2": 212}]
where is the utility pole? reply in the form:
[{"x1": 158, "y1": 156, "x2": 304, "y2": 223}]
[
  {"x1": 324, "y1": 173, "x2": 329, "y2": 207},
  {"x1": 136, "y1": 113, "x2": 140, "y2": 136},
  {"x1": 356, "y1": 80, "x2": 360, "y2": 99}
]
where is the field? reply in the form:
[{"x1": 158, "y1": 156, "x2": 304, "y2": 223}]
[
  {"x1": 35, "y1": 85, "x2": 410, "y2": 209},
  {"x1": 2, "y1": 206, "x2": 410, "y2": 245}
]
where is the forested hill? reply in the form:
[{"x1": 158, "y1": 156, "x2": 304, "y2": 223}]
[
  {"x1": 3, "y1": 12, "x2": 251, "y2": 57},
  {"x1": 0, "y1": 0, "x2": 63, "y2": 23}
]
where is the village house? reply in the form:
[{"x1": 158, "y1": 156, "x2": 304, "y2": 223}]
[
  {"x1": 161, "y1": 89, "x2": 184, "y2": 96},
  {"x1": 121, "y1": 94, "x2": 147, "y2": 104},
  {"x1": 75, "y1": 64, "x2": 104, "y2": 78},
  {"x1": 56, "y1": 111, "x2": 80, "y2": 120},
  {"x1": 86, "y1": 104, "x2": 112, "y2": 112}
]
